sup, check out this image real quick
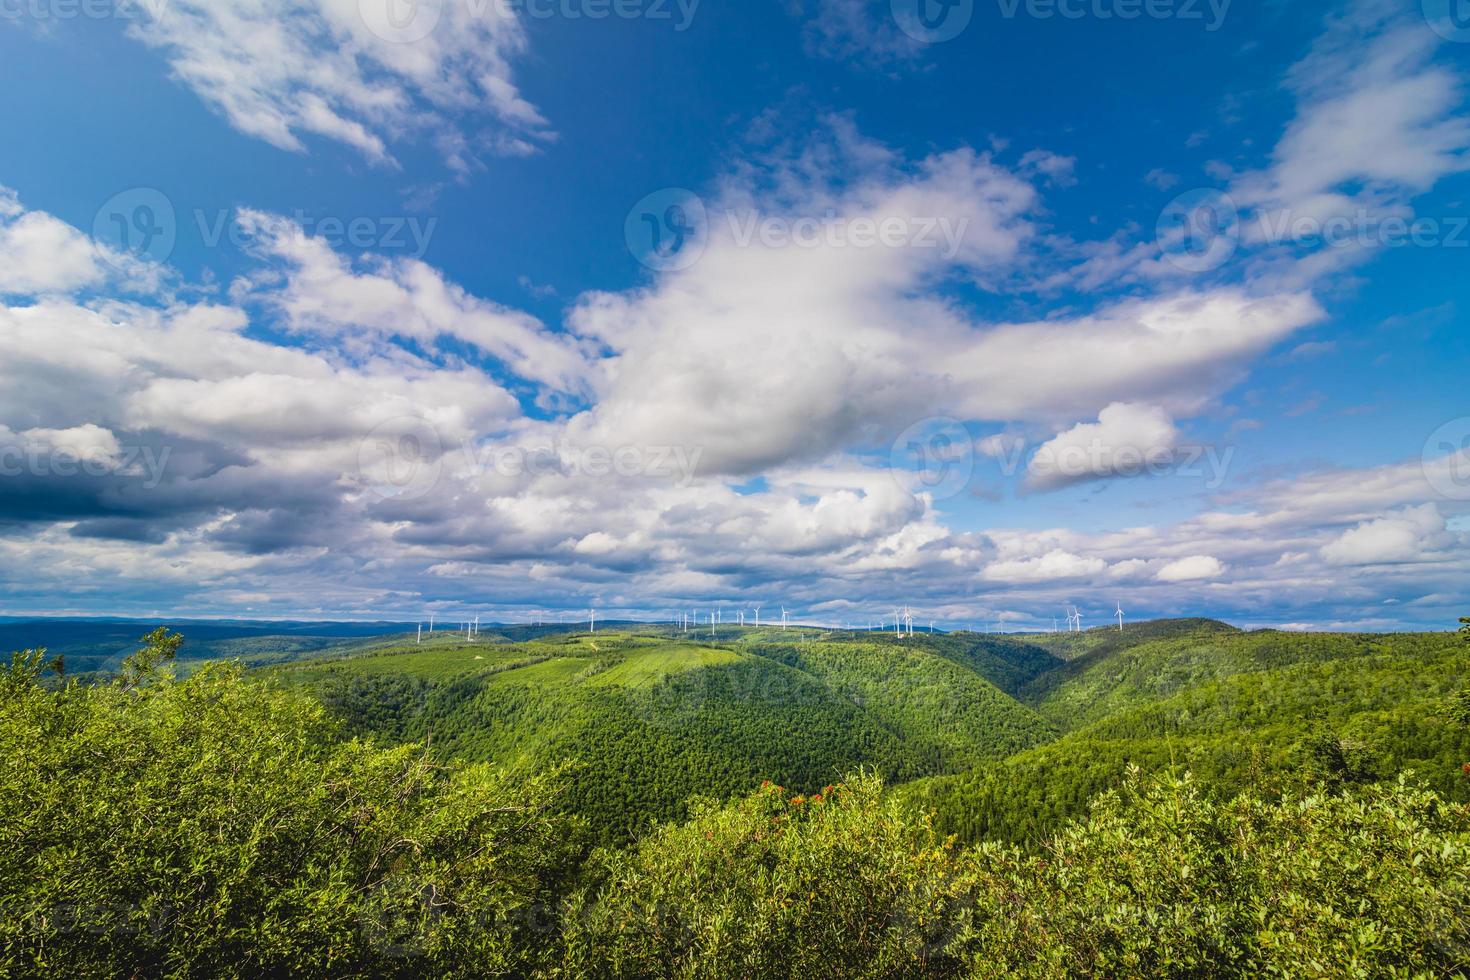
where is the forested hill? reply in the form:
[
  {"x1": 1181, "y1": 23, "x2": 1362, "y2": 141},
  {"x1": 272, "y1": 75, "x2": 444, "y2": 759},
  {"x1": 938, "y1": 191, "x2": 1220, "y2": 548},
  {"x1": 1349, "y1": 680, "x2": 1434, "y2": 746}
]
[
  {"x1": 249, "y1": 618, "x2": 1470, "y2": 847},
  {"x1": 904, "y1": 626, "x2": 1470, "y2": 842},
  {"x1": 263, "y1": 627, "x2": 1058, "y2": 842}
]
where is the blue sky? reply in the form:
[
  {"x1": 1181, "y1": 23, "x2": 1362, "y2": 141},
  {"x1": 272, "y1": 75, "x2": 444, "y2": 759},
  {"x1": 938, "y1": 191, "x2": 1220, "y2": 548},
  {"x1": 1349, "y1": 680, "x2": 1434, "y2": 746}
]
[{"x1": 0, "y1": 0, "x2": 1466, "y2": 630}]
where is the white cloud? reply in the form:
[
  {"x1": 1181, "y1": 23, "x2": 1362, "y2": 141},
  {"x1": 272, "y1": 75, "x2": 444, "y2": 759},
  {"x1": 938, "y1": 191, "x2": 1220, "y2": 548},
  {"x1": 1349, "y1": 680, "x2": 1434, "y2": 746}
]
[
  {"x1": 0, "y1": 209, "x2": 110, "y2": 296},
  {"x1": 1025, "y1": 402, "x2": 1180, "y2": 491},
  {"x1": 232, "y1": 210, "x2": 595, "y2": 397},
  {"x1": 567, "y1": 136, "x2": 1042, "y2": 475},
  {"x1": 1230, "y1": 12, "x2": 1470, "y2": 261},
  {"x1": 1242, "y1": 16, "x2": 1470, "y2": 211},
  {"x1": 983, "y1": 549, "x2": 1108, "y2": 583},
  {"x1": 125, "y1": 0, "x2": 549, "y2": 168},
  {"x1": 1320, "y1": 503, "x2": 1447, "y2": 565},
  {"x1": 0, "y1": 187, "x2": 165, "y2": 298},
  {"x1": 14, "y1": 424, "x2": 122, "y2": 462},
  {"x1": 1155, "y1": 555, "x2": 1225, "y2": 582},
  {"x1": 1019, "y1": 149, "x2": 1077, "y2": 187},
  {"x1": 1144, "y1": 168, "x2": 1180, "y2": 191},
  {"x1": 569, "y1": 123, "x2": 1323, "y2": 477},
  {"x1": 1050, "y1": 7, "x2": 1470, "y2": 295},
  {"x1": 787, "y1": 0, "x2": 923, "y2": 69}
]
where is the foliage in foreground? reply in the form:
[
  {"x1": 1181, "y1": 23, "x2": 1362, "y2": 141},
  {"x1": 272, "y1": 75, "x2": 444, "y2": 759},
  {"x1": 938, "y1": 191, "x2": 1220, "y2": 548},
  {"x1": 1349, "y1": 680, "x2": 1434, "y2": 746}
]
[
  {"x1": 0, "y1": 632, "x2": 583, "y2": 978},
  {"x1": 559, "y1": 771, "x2": 1470, "y2": 979},
  {"x1": 2, "y1": 629, "x2": 1468, "y2": 978}
]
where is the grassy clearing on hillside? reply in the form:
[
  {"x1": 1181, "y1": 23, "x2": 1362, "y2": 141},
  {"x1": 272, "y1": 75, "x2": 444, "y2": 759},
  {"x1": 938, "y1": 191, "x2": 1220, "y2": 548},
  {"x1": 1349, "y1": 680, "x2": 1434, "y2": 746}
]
[
  {"x1": 583, "y1": 645, "x2": 743, "y2": 688},
  {"x1": 482, "y1": 656, "x2": 592, "y2": 687},
  {"x1": 274, "y1": 642, "x2": 533, "y2": 681}
]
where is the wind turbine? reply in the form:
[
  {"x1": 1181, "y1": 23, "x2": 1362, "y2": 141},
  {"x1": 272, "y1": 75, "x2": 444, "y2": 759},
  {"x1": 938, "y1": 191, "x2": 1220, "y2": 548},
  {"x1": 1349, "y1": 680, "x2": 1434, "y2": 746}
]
[
  {"x1": 429, "y1": 613, "x2": 434, "y2": 634},
  {"x1": 754, "y1": 605, "x2": 761, "y2": 628},
  {"x1": 781, "y1": 606, "x2": 788, "y2": 630},
  {"x1": 417, "y1": 624, "x2": 422, "y2": 644},
  {"x1": 589, "y1": 608, "x2": 596, "y2": 633},
  {"x1": 1115, "y1": 603, "x2": 1125, "y2": 632}
]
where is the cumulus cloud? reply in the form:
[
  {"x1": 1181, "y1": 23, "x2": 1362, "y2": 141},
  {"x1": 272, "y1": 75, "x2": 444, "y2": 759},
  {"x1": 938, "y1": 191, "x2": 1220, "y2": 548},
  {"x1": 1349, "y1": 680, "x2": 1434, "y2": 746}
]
[
  {"x1": 566, "y1": 132, "x2": 1042, "y2": 475},
  {"x1": 231, "y1": 210, "x2": 595, "y2": 397},
  {"x1": 1320, "y1": 503, "x2": 1448, "y2": 565},
  {"x1": 1234, "y1": 9, "x2": 1470, "y2": 228},
  {"x1": 568, "y1": 122, "x2": 1323, "y2": 478},
  {"x1": 0, "y1": 186, "x2": 166, "y2": 297},
  {"x1": 0, "y1": 172, "x2": 1441, "y2": 625},
  {"x1": 1025, "y1": 403, "x2": 1180, "y2": 491},
  {"x1": 1155, "y1": 555, "x2": 1226, "y2": 582},
  {"x1": 983, "y1": 549, "x2": 1108, "y2": 583},
  {"x1": 125, "y1": 0, "x2": 550, "y2": 168}
]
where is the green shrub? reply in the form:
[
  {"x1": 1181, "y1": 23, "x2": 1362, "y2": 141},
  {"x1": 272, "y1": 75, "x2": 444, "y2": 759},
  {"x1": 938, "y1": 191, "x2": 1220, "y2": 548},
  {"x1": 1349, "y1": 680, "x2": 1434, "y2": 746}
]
[
  {"x1": 958, "y1": 769, "x2": 1470, "y2": 977},
  {"x1": 556, "y1": 770, "x2": 1470, "y2": 979},
  {"x1": 0, "y1": 635, "x2": 584, "y2": 979},
  {"x1": 557, "y1": 773, "x2": 971, "y2": 978}
]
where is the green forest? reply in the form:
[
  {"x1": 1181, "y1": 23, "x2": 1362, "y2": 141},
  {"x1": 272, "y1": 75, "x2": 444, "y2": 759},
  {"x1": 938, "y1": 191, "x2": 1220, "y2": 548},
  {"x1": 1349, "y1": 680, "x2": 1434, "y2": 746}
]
[{"x1": 3, "y1": 618, "x2": 1468, "y2": 977}]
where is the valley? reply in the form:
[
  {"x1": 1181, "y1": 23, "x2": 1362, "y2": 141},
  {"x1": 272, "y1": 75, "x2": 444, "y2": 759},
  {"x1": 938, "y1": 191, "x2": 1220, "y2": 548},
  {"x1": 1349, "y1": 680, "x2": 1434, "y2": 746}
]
[{"x1": 251, "y1": 617, "x2": 1470, "y2": 844}]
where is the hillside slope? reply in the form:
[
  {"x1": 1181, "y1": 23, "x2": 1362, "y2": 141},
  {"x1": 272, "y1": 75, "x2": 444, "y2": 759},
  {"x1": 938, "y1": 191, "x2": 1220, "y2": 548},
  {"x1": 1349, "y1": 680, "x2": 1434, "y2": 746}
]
[
  {"x1": 271, "y1": 628, "x2": 1053, "y2": 842},
  {"x1": 1026, "y1": 626, "x2": 1432, "y2": 728},
  {"x1": 901, "y1": 629, "x2": 1470, "y2": 843}
]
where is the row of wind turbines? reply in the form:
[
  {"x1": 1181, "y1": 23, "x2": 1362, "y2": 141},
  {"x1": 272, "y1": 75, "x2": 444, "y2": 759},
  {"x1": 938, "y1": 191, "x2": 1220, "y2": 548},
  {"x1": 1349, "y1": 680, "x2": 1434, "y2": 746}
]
[
  {"x1": 415, "y1": 613, "x2": 487, "y2": 644},
  {"x1": 411, "y1": 600, "x2": 1127, "y2": 645},
  {"x1": 673, "y1": 604, "x2": 786, "y2": 638},
  {"x1": 1054, "y1": 604, "x2": 1127, "y2": 633}
]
